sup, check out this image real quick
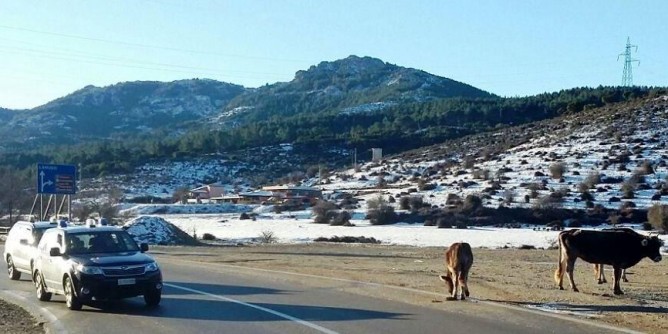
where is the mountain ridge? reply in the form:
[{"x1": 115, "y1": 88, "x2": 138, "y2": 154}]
[{"x1": 0, "y1": 55, "x2": 492, "y2": 150}]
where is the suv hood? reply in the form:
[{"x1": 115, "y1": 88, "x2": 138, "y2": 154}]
[{"x1": 70, "y1": 252, "x2": 154, "y2": 266}]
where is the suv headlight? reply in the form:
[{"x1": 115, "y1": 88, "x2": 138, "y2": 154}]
[
  {"x1": 76, "y1": 264, "x2": 103, "y2": 275},
  {"x1": 145, "y1": 262, "x2": 159, "y2": 272}
]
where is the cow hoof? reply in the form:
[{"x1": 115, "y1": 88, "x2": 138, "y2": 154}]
[
  {"x1": 445, "y1": 296, "x2": 457, "y2": 301},
  {"x1": 559, "y1": 287, "x2": 564, "y2": 291},
  {"x1": 465, "y1": 290, "x2": 470, "y2": 297},
  {"x1": 597, "y1": 280, "x2": 605, "y2": 285},
  {"x1": 572, "y1": 288, "x2": 579, "y2": 292},
  {"x1": 614, "y1": 290, "x2": 624, "y2": 295}
]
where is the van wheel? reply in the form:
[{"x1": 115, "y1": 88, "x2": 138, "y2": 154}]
[
  {"x1": 7, "y1": 256, "x2": 21, "y2": 280},
  {"x1": 34, "y1": 271, "x2": 52, "y2": 301},
  {"x1": 64, "y1": 277, "x2": 82, "y2": 310}
]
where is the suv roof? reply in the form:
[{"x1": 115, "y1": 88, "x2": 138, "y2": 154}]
[
  {"x1": 43, "y1": 224, "x2": 123, "y2": 235},
  {"x1": 12, "y1": 221, "x2": 58, "y2": 229}
]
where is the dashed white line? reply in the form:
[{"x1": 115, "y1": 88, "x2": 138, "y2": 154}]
[{"x1": 163, "y1": 282, "x2": 340, "y2": 334}]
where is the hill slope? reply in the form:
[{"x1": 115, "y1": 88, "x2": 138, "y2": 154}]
[{"x1": 0, "y1": 79, "x2": 245, "y2": 148}]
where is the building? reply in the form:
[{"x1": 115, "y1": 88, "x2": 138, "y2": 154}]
[{"x1": 188, "y1": 183, "x2": 226, "y2": 203}]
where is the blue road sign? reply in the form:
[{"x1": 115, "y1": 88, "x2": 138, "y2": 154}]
[{"x1": 37, "y1": 163, "x2": 77, "y2": 195}]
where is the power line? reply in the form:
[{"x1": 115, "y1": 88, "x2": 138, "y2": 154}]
[{"x1": 0, "y1": 24, "x2": 309, "y2": 63}]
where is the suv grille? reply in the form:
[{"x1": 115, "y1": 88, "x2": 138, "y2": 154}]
[{"x1": 102, "y1": 265, "x2": 145, "y2": 277}]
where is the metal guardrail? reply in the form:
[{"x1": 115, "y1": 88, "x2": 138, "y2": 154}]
[{"x1": 0, "y1": 226, "x2": 10, "y2": 235}]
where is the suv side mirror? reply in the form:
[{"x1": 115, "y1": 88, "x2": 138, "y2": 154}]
[
  {"x1": 19, "y1": 239, "x2": 29, "y2": 246},
  {"x1": 140, "y1": 243, "x2": 149, "y2": 253},
  {"x1": 49, "y1": 247, "x2": 61, "y2": 257}
]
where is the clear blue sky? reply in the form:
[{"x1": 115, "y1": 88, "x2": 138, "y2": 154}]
[{"x1": 1, "y1": 0, "x2": 666, "y2": 109}]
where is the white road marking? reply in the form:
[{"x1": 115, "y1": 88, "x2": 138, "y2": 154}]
[
  {"x1": 163, "y1": 282, "x2": 340, "y2": 334},
  {"x1": 162, "y1": 257, "x2": 644, "y2": 334},
  {"x1": 1, "y1": 290, "x2": 68, "y2": 334}
]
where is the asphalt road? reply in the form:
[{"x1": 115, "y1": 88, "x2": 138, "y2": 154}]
[{"x1": 0, "y1": 245, "x2": 638, "y2": 334}]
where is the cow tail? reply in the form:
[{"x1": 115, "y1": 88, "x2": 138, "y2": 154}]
[{"x1": 554, "y1": 231, "x2": 565, "y2": 285}]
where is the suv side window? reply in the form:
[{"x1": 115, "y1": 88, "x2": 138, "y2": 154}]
[{"x1": 38, "y1": 231, "x2": 58, "y2": 254}]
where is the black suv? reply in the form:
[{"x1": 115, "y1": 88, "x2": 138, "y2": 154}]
[{"x1": 32, "y1": 223, "x2": 162, "y2": 310}]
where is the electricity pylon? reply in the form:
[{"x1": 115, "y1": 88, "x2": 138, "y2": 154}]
[{"x1": 618, "y1": 37, "x2": 639, "y2": 87}]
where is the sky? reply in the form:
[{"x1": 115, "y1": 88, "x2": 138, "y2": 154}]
[{"x1": 1, "y1": 0, "x2": 667, "y2": 109}]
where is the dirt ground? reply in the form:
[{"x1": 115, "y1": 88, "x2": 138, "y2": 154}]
[
  {"x1": 0, "y1": 298, "x2": 44, "y2": 334},
  {"x1": 152, "y1": 243, "x2": 668, "y2": 334}
]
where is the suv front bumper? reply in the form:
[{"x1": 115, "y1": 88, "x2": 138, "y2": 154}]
[{"x1": 72, "y1": 270, "x2": 162, "y2": 302}]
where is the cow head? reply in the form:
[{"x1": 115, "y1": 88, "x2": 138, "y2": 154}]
[
  {"x1": 439, "y1": 274, "x2": 454, "y2": 294},
  {"x1": 641, "y1": 236, "x2": 664, "y2": 262}
]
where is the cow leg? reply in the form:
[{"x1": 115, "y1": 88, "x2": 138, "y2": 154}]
[
  {"x1": 555, "y1": 253, "x2": 566, "y2": 290},
  {"x1": 457, "y1": 272, "x2": 467, "y2": 300},
  {"x1": 566, "y1": 258, "x2": 579, "y2": 292},
  {"x1": 621, "y1": 269, "x2": 628, "y2": 283},
  {"x1": 613, "y1": 267, "x2": 624, "y2": 295},
  {"x1": 462, "y1": 269, "x2": 470, "y2": 297},
  {"x1": 452, "y1": 271, "x2": 460, "y2": 300},
  {"x1": 596, "y1": 264, "x2": 606, "y2": 284}
]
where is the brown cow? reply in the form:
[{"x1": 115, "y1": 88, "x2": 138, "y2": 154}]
[
  {"x1": 439, "y1": 242, "x2": 473, "y2": 300},
  {"x1": 594, "y1": 264, "x2": 627, "y2": 284}
]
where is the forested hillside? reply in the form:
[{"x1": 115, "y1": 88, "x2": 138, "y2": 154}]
[{"x1": 1, "y1": 86, "x2": 662, "y2": 178}]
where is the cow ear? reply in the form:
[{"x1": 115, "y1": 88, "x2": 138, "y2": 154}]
[{"x1": 641, "y1": 239, "x2": 649, "y2": 247}]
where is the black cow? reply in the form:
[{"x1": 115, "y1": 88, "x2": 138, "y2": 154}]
[{"x1": 554, "y1": 228, "x2": 663, "y2": 295}]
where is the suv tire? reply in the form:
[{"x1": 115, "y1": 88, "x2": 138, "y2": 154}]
[
  {"x1": 144, "y1": 288, "x2": 161, "y2": 307},
  {"x1": 34, "y1": 271, "x2": 52, "y2": 301},
  {"x1": 64, "y1": 277, "x2": 82, "y2": 310},
  {"x1": 7, "y1": 256, "x2": 21, "y2": 280}
]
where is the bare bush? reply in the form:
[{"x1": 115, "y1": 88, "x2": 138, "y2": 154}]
[
  {"x1": 648, "y1": 204, "x2": 668, "y2": 232},
  {"x1": 259, "y1": 230, "x2": 277, "y2": 243},
  {"x1": 549, "y1": 162, "x2": 567, "y2": 179},
  {"x1": 312, "y1": 200, "x2": 338, "y2": 224}
]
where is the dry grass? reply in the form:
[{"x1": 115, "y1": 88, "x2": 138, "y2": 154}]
[{"x1": 153, "y1": 243, "x2": 668, "y2": 333}]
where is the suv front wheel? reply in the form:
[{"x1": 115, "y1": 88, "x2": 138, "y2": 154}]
[
  {"x1": 7, "y1": 256, "x2": 21, "y2": 280},
  {"x1": 144, "y1": 288, "x2": 161, "y2": 307},
  {"x1": 63, "y1": 277, "x2": 82, "y2": 310}
]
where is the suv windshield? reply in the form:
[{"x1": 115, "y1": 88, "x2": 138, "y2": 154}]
[{"x1": 66, "y1": 231, "x2": 140, "y2": 254}]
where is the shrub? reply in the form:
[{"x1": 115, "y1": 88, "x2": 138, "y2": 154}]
[
  {"x1": 368, "y1": 204, "x2": 397, "y2": 225},
  {"x1": 638, "y1": 160, "x2": 654, "y2": 175},
  {"x1": 259, "y1": 230, "x2": 277, "y2": 243},
  {"x1": 549, "y1": 162, "x2": 567, "y2": 179},
  {"x1": 648, "y1": 204, "x2": 668, "y2": 232},
  {"x1": 312, "y1": 200, "x2": 338, "y2": 224},
  {"x1": 583, "y1": 172, "x2": 600, "y2": 189},
  {"x1": 329, "y1": 211, "x2": 352, "y2": 226},
  {"x1": 202, "y1": 233, "x2": 216, "y2": 241},
  {"x1": 409, "y1": 196, "x2": 424, "y2": 212},
  {"x1": 436, "y1": 217, "x2": 453, "y2": 228},
  {"x1": 503, "y1": 189, "x2": 516, "y2": 204},
  {"x1": 462, "y1": 194, "x2": 483, "y2": 213},
  {"x1": 621, "y1": 181, "x2": 635, "y2": 199},
  {"x1": 399, "y1": 197, "x2": 410, "y2": 210},
  {"x1": 366, "y1": 195, "x2": 387, "y2": 211},
  {"x1": 240, "y1": 212, "x2": 251, "y2": 220},
  {"x1": 580, "y1": 190, "x2": 594, "y2": 201}
]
